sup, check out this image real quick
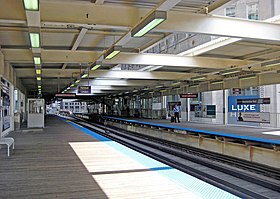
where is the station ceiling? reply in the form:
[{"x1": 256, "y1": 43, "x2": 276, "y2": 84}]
[{"x1": 0, "y1": 0, "x2": 280, "y2": 97}]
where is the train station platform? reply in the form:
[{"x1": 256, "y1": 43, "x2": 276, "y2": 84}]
[
  {"x1": 0, "y1": 115, "x2": 240, "y2": 199},
  {"x1": 104, "y1": 117, "x2": 280, "y2": 144},
  {"x1": 138, "y1": 118, "x2": 280, "y2": 141}
]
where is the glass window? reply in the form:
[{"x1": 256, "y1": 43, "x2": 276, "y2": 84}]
[
  {"x1": 29, "y1": 99, "x2": 43, "y2": 114},
  {"x1": 247, "y1": 3, "x2": 259, "y2": 20},
  {"x1": 225, "y1": 7, "x2": 236, "y2": 17}
]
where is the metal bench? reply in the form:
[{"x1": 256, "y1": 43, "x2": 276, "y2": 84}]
[{"x1": 0, "y1": 137, "x2": 15, "y2": 156}]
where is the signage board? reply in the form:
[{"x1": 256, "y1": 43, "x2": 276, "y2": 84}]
[
  {"x1": 77, "y1": 86, "x2": 91, "y2": 94},
  {"x1": 55, "y1": 93, "x2": 76, "y2": 97},
  {"x1": 180, "y1": 93, "x2": 198, "y2": 98},
  {"x1": 237, "y1": 98, "x2": 270, "y2": 105},
  {"x1": 237, "y1": 112, "x2": 270, "y2": 123}
]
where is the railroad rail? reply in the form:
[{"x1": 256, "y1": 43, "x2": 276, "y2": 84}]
[{"x1": 69, "y1": 115, "x2": 280, "y2": 199}]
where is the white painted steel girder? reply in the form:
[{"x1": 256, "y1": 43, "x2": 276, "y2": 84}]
[{"x1": 103, "y1": 52, "x2": 253, "y2": 69}]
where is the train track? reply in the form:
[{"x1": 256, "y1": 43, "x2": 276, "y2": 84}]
[{"x1": 70, "y1": 116, "x2": 280, "y2": 199}]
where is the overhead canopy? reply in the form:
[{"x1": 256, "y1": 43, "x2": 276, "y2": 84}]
[{"x1": 0, "y1": 0, "x2": 279, "y2": 96}]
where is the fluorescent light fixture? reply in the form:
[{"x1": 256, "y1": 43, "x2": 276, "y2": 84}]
[
  {"x1": 149, "y1": 91, "x2": 154, "y2": 94},
  {"x1": 38, "y1": 85, "x2": 41, "y2": 88},
  {"x1": 34, "y1": 57, "x2": 41, "y2": 65},
  {"x1": 91, "y1": 64, "x2": 101, "y2": 71},
  {"x1": 75, "y1": 79, "x2": 80, "y2": 83},
  {"x1": 219, "y1": 68, "x2": 241, "y2": 76},
  {"x1": 133, "y1": 89, "x2": 138, "y2": 92},
  {"x1": 70, "y1": 84, "x2": 75, "y2": 87},
  {"x1": 191, "y1": 75, "x2": 207, "y2": 81},
  {"x1": 105, "y1": 46, "x2": 121, "y2": 60},
  {"x1": 262, "y1": 131, "x2": 280, "y2": 135},
  {"x1": 143, "y1": 87, "x2": 149, "y2": 90},
  {"x1": 159, "y1": 89, "x2": 167, "y2": 92},
  {"x1": 132, "y1": 11, "x2": 167, "y2": 37},
  {"x1": 23, "y1": 0, "x2": 39, "y2": 11},
  {"x1": 67, "y1": 87, "x2": 71, "y2": 90},
  {"x1": 171, "y1": 81, "x2": 181, "y2": 86},
  {"x1": 155, "y1": 85, "x2": 164, "y2": 88},
  {"x1": 261, "y1": 59, "x2": 280, "y2": 67},
  {"x1": 239, "y1": 74, "x2": 257, "y2": 80},
  {"x1": 81, "y1": 73, "x2": 88, "y2": 78},
  {"x1": 36, "y1": 69, "x2": 41, "y2": 75},
  {"x1": 29, "y1": 33, "x2": 40, "y2": 48},
  {"x1": 36, "y1": 77, "x2": 41, "y2": 81},
  {"x1": 210, "y1": 80, "x2": 223, "y2": 85}
]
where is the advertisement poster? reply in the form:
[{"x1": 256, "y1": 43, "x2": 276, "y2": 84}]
[
  {"x1": 1, "y1": 77, "x2": 10, "y2": 131},
  {"x1": 228, "y1": 95, "x2": 260, "y2": 126},
  {"x1": 3, "y1": 116, "x2": 10, "y2": 131},
  {"x1": 237, "y1": 112, "x2": 270, "y2": 123},
  {"x1": 195, "y1": 105, "x2": 216, "y2": 118}
]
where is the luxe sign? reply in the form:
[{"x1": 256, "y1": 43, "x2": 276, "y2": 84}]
[{"x1": 228, "y1": 96, "x2": 260, "y2": 112}]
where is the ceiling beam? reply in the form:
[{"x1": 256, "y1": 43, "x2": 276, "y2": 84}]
[
  {"x1": 206, "y1": 0, "x2": 238, "y2": 14},
  {"x1": 2, "y1": 49, "x2": 101, "y2": 63},
  {"x1": 16, "y1": 68, "x2": 80, "y2": 78},
  {"x1": 62, "y1": 28, "x2": 88, "y2": 69},
  {"x1": 157, "y1": 0, "x2": 182, "y2": 11},
  {"x1": 40, "y1": 1, "x2": 148, "y2": 26},
  {"x1": 88, "y1": 70, "x2": 195, "y2": 80},
  {"x1": 71, "y1": 28, "x2": 88, "y2": 51},
  {"x1": 80, "y1": 79, "x2": 166, "y2": 86},
  {"x1": 91, "y1": 0, "x2": 105, "y2": 4},
  {"x1": 103, "y1": 52, "x2": 253, "y2": 69},
  {"x1": 160, "y1": 12, "x2": 280, "y2": 42},
  {"x1": 15, "y1": 69, "x2": 196, "y2": 80}
]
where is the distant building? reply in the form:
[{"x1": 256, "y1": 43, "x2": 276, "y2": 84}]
[{"x1": 61, "y1": 100, "x2": 87, "y2": 113}]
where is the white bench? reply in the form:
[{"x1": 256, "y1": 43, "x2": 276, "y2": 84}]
[{"x1": 0, "y1": 137, "x2": 15, "y2": 156}]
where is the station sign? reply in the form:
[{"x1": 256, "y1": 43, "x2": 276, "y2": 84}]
[
  {"x1": 180, "y1": 93, "x2": 198, "y2": 98},
  {"x1": 77, "y1": 86, "x2": 91, "y2": 94},
  {"x1": 55, "y1": 93, "x2": 76, "y2": 97},
  {"x1": 237, "y1": 98, "x2": 270, "y2": 105}
]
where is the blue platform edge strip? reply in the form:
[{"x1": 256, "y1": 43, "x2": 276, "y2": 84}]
[
  {"x1": 105, "y1": 116, "x2": 280, "y2": 145},
  {"x1": 61, "y1": 117, "x2": 240, "y2": 199}
]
